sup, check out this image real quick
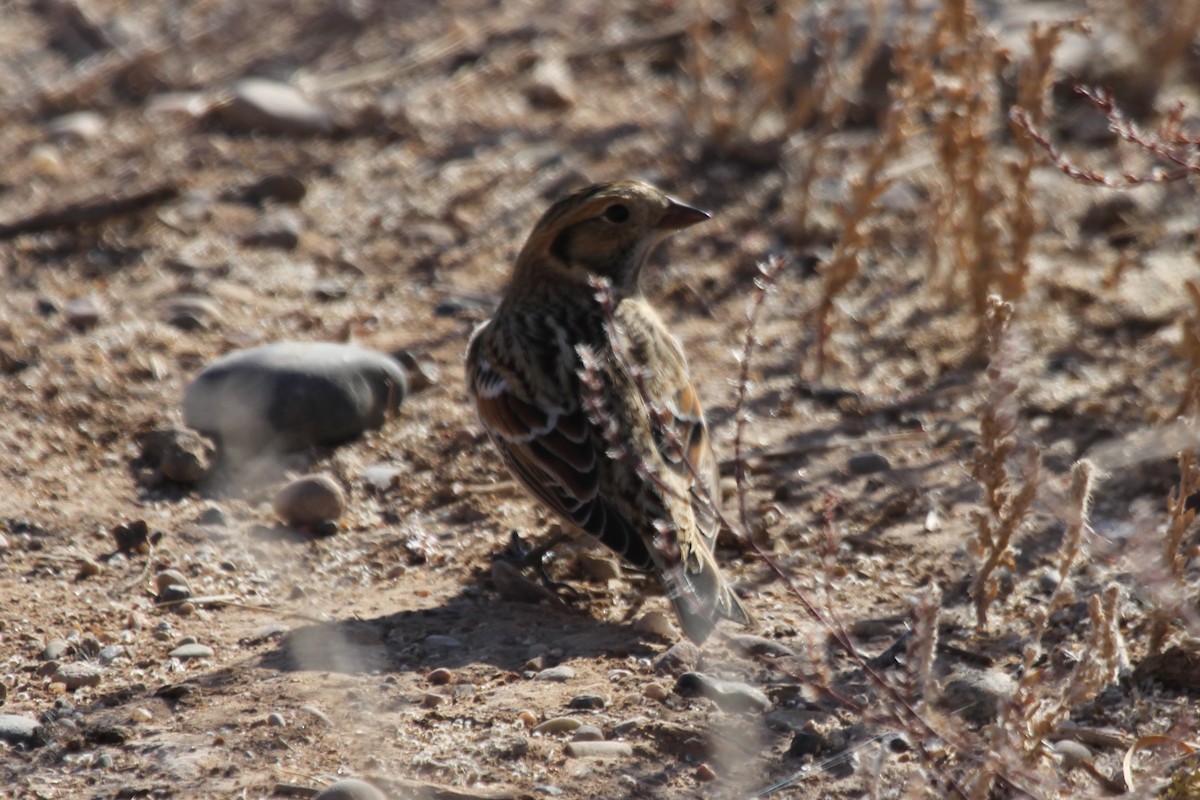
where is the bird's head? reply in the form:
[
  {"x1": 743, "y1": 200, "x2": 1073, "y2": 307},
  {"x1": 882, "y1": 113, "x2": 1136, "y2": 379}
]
[{"x1": 512, "y1": 181, "x2": 709, "y2": 296}]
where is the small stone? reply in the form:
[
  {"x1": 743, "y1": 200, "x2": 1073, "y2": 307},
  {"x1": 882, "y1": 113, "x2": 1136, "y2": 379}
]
[
  {"x1": 224, "y1": 174, "x2": 307, "y2": 206},
  {"x1": 643, "y1": 683, "x2": 670, "y2": 702},
  {"x1": 170, "y1": 643, "x2": 214, "y2": 661},
  {"x1": 130, "y1": 707, "x2": 153, "y2": 723},
  {"x1": 427, "y1": 668, "x2": 454, "y2": 685},
  {"x1": 244, "y1": 623, "x2": 288, "y2": 644},
  {"x1": 97, "y1": 645, "x2": 126, "y2": 665},
  {"x1": 163, "y1": 295, "x2": 222, "y2": 332},
  {"x1": 273, "y1": 474, "x2": 346, "y2": 527},
  {"x1": 65, "y1": 296, "x2": 103, "y2": 331},
  {"x1": 525, "y1": 58, "x2": 576, "y2": 109},
  {"x1": 241, "y1": 209, "x2": 302, "y2": 250},
  {"x1": 727, "y1": 634, "x2": 796, "y2": 659},
  {"x1": 1038, "y1": 567, "x2": 1063, "y2": 594},
  {"x1": 567, "y1": 694, "x2": 607, "y2": 710},
  {"x1": 95, "y1": 753, "x2": 114, "y2": 769},
  {"x1": 572, "y1": 725, "x2": 604, "y2": 742},
  {"x1": 565, "y1": 741, "x2": 632, "y2": 758},
  {"x1": 216, "y1": 78, "x2": 335, "y2": 136},
  {"x1": 576, "y1": 553, "x2": 621, "y2": 582},
  {"x1": 41, "y1": 638, "x2": 69, "y2": 660},
  {"x1": 361, "y1": 463, "x2": 402, "y2": 492},
  {"x1": 136, "y1": 428, "x2": 215, "y2": 484},
  {"x1": 613, "y1": 717, "x2": 645, "y2": 737},
  {"x1": 633, "y1": 610, "x2": 676, "y2": 639},
  {"x1": 696, "y1": 763, "x2": 718, "y2": 782},
  {"x1": 518, "y1": 710, "x2": 538, "y2": 727},
  {"x1": 674, "y1": 672, "x2": 770, "y2": 713},
  {"x1": 76, "y1": 558, "x2": 102, "y2": 579},
  {"x1": 937, "y1": 669, "x2": 1016, "y2": 725},
  {"x1": 313, "y1": 778, "x2": 387, "y2": 800},
  {"x1": 1054, "y1": 740, "x2": 1092, "y2": 770},
  {"x1": 51, "y1": 663, "x2": 102, "y2": 690},
  {"x1": 421, "y1": 692, "x2": 445, "y2": 708},
  {"x1": 44, "y1": 111, "x2": 106, "y2": 143},
  {"x1": 534, "y1": 786, "x2": 564, "y2": 797},
  {"x1": 155, "y1": 570, "x2": 191, "y2": 596},
  {"x1": 392, "y1": 351, "x2": 438, "y2": 393},
  {"x1": 848, "y1": 451, "x2": 891, "y2": 475},
  {"x1": 111, "y1": 520, "x2": 151, "y2": 554},
  {"x1": 267, "y1": 712, "x2": 286, "y2": 727},
  {"x1": 533, "y1": 716, "x2": 582, "y2": 735},
  {"x1": 653, "y1": 640, "x2": 700, "y2": 676},
  {"x1": 534, "y1": 665, "x2": 575, "y2": 682}
]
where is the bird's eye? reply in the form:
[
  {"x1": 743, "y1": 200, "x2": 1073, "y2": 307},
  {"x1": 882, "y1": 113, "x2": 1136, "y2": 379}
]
[{"x1": 603, "y1": 203, "x2": 630, "y2": 223}]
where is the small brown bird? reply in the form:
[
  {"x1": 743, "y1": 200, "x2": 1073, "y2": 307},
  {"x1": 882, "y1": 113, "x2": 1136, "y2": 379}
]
[{"x1": 465, "y1": 180, "x2": 751, "y2": 643}]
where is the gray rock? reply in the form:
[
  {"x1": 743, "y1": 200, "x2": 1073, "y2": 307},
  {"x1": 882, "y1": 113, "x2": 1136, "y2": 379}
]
[
  {"x1": 565, "y1": 741, "x2": 632, "y2": 758},
  {"x1": 272, "y1": 474, "x2": 345, "y2": 526},
  {"x1": 533, "y1": 717, "x2": 582, "y2": 735},
  {"x1": 267, "y1": 712, "x2": 286, "y2": 727},
  {"x1": 0, "y1": 715, "x2": 45, "y2": 747},
  {"x1": 51, "y1": 663, "x2": 102, "y2": 690},
  {"x1": 572, "y1": 725, "x2": 604, "y2": 742},
  {"x1": 674, "y1": 671, "x2": 770, "y2": 713},
  {"x1": 65, "y1": 296, "x2": 103, "y2": 331},
  {"x1": 534, "y1": 665, "x2": 576, "y2": 682},
  {"x1": 154, "y1": 570, "x2": 190, "y2": 596},
  {"x1": 423, "y1": 634, "x2": 462, "y2": 649},
  {"x1": 169, "y1": 643, "x2": 214, "y2": 660},
  {"x1": 567, "y1": 694, "x2": 607, "y2": 710},
  {"x1": 163, "y1": 294, "x2": 222, "y2": 331},
  {"x1": 848, "y1": 451, "x2": 891, "y2": 475},
  {"x1": 313, "y1": 778, "x2": 386, "y2": 800},
  {"x1": 241, "y1": 208, "x2": 302, "y2": 250},
  {"x1": 136, "y1": 428, "x2": 215, "y2": 484},
  {"x1": 653, "y1": 641, "x2": 700, "y2": 676},
  {"x1": 183, "y1": 342, "x2": 408, "y2": 455},
  {"x1": 216, "y1": 78, "x2": 334, "y2": 136},
  {"x1": 97, "y1": 645, "x2": 126, "y2": 665},
  {"x1": 41, "y1": 638, "x2": 69, "y2": 660},
  {"x1": 937, "y1": 669, "x2": 1016, "y2": 725}
]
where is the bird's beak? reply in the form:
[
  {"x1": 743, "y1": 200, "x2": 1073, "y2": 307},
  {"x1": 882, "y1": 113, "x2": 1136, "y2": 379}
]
[{"x1": 657, "y1": 199, "x2": 710, "y2": 231}]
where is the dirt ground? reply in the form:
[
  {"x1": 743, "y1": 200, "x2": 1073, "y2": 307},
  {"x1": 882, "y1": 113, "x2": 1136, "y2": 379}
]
[{"x1": 2, "y1": 1, "x2": 1200, "y2": 798}]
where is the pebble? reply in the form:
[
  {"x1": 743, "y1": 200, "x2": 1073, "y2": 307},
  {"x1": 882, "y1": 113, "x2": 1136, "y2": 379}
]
[
  {"x1": 162, "y1": 295, "x2": 222, "y2": 331},
  {"x1": 97, "y1": 645, "x2": 126, "y2": 665},
  {"x1": 313, "y1": 778, "x2": 387, "y2": 800},
  {"x1": 136, "y1": 428, "x2": 216, "y2": 484},
  {"x1": 643, "y1": 683, "x2": 670, "y2": 702},
  {"x1": 272, "y1": 474, "x2": 346, "y2": 527},
  {"x1": 0, "y1": 715, "x2": 44, "y2": 747},
  {"x1": 565, "y1": 741, "x2": 632, "y2": 758},
  {"x1": 534, "y1": 665, "x2": 575, "y2": 682},
  {"x1": 728, "y1": 634, "x2": 797, "y2": 659},
  {"x1": 848, "y1": 451, "x2": 891, "y2": 475},
  {"x1": 1054, "y1": 740, "x2": 1092, "y2": 770},
  {"x1": 674, "y1": 672, "x2": 770, "y2": 713},
  {"x1": 111, "y1": 520, "x2": 151, "y2": 554},
  {"x1": 421, "y1": 692, "x2": 445, "y2": 708},
  {"x1": 534, "y1": 786, "x2": 564, "y2": 797},
  {"x1": 241, "y1": 209, "x2": 302, "y2": 250},
  {"x1": 613, "y1": 717, "x2": 645, "y2": 737},
  {"x1": 427, "y1": 668, "x2": 454, "y2": 685},
  {"x1": 216, "y1": 77, "x2": 335, "y2": 136},
  {"x1": 169, "y1": 643, "x2": 214, "y2": 661},
  {"x1": 51, "y1": 663, "x2": 102, "y2": 690},
  {"x1": 567, "y1": 694, "x2": 607, "y2": 710},
  {"x1": 361, "y1": 463, "x2": 402, "y2": 492},
  {"x1": 65, "y1": 296, "x2": 103, "y2": 331},
  {"x1": 76, "y1": 558, "x2": 102, "y2": 579},
  {"x1": 572, "y1": 725, "x2": 604, "y2": 742},
  {"x1": 392, "y1": 351, "x2": 438, "y2": 393},
  {"x1": 576, "y1": 553, "x2": 621, "y2": 581},
  {"x1": 41, "y1": 638, "x2": 69, "y2": 660},
  {"x1": 224, "y1": 173, "x2": 307, "y2": 206},
  {"x1": 633, "y1": 610, "x2": 676, "y2": 638},
  {"x1": 518, "y1": 710, "x2": 538, "y2": 727},
  {"x1": 130, "y1": 707, "x2": 153, "y2": 723},
  {"x1": 936, "y1": 669, "x2": 1016, "y2": 725},
  {"x1": 95, "y1": 753, "x2": 114, "y2": 769},
  {"x1": 696, "y1": 763, "x2": 718, "y2": 782},
  {"x1": 1038, "y1": 567, "x2": 1063, "y2": 594},
  {"x1": 44, "y1": 111, "x2": 106, "y2": 143},
  {"x1": 533, "y1": 716, "x2": 582, "y2": 735},
  {"x1": 183, "y1": 342, "x2": 409, "y2": 455},
  {"x1": 155, "y1": 570, "x2": 191, "y2": 596},
  {"x1": 243, "y1": 623, "x2": 288, "y2": 644},
  {"x1": 525, "y1": 57, "x2": 576, "y2": 109},
  {"x1": 267, "y1": 712, "x2": 286, "y2": 727},
  {"x1": 653, "y1": 640, "x2": 700, "y2": 676}
]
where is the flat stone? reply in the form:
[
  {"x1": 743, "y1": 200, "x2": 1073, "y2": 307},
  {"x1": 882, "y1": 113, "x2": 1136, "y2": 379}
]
[
  {"x1": 674, "y1": 671, "x2": 770, "y2": 713},
  {"x1": 0, "y1": 715, "x2": 44, "y2": 747},
  {"x1": 216, "y1": 78, "x2": 334, "y2": 136},
  {"x1": 653, "y1": 640, "x2": 699, "y2": 676},
  {"x1": 136, "y1": 428, "x2": 215, "y2": 484},
  {"x1": 313, "y1": 778, "x2": 387, "y2": 800},
  {"x1": 565, "y1": 741, "x2": 632, "y2": 758},
  {"x1": 533, "y1": 717, "x2": 582, "y2": 735},
  {"x1": 572, "y1": 725, "x2": 604, "y2": 742},
  {"x1": 51, "y1": 663, "x2": 102, "y2": 690},
  {"x1": 44, "y1": 111, "x2": 105, "y2": 143},
  {"x1": 848, "y1": 451, "x2": 891, "y2": 475},
  {"x1": 183, "y1": 342, "x2": 408, "y2": 455},
  {"x1": 41, "y1": 638, "x2": 69, "y2": 660},
  {"x1": 534, "y1": 665, "x2": 575, "y2": 682},
  {"x1": 937, "y1": 669, "x2": 1016, "y2": 725},
  {"x1": 169, "y1": 643, "x2": 214, "y2": 661}
]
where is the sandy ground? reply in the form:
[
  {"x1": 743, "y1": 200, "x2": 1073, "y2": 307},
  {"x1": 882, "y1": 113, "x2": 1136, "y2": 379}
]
[{"x1": 2, "y1": 1, "x2": 1200, "y2": 798}]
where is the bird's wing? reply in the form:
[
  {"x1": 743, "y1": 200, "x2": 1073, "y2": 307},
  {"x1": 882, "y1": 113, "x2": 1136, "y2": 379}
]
[
  {"x1": 652, "y1": 375, "x2": 722, "y2": 551},
  {"x1": 470, "y1": 353, "x2": 654, "y2": 571}
]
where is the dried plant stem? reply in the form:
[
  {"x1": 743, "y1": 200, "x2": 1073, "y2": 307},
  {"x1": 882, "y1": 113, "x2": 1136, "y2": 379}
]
[{"x1": 1149, "y1": 450, "x2": 1200, "y2": 653}]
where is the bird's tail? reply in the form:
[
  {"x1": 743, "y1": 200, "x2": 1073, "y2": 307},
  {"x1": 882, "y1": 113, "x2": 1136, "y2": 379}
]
[{"x1": 661, "y1": 544, "x2": 753, "y2": 644}]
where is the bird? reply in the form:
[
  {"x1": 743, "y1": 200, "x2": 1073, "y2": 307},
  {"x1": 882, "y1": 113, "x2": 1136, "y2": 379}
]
[{"x1": 465, "y1": 180, "x2": 752, "y2": 643}]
